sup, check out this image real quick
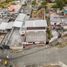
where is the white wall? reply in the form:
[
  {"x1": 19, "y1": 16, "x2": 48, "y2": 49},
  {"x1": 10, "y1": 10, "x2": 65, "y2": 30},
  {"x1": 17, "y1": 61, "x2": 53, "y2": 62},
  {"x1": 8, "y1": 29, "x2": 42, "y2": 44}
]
[{"x1": 26, "y1": 30, "x2": 46, "y2": 43}]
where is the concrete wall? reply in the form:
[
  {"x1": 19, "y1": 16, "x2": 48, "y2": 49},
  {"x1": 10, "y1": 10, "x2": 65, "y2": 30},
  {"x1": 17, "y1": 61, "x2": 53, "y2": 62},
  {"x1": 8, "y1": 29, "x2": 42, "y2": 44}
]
[{"x1": 25, "y1": 31, "x2": 46, "y2": 43}]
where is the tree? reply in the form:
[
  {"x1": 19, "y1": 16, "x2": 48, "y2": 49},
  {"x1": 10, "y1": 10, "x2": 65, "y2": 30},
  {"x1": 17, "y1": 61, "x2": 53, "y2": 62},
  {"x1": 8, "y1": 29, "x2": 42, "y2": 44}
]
[
  {"x1": 41, "y1": 0, "x2": 47, "y2": 7},
  {"x1": 32, "y1": 0, "x2": 36, "y2": 6},
  {"x1": 64, "y1": 0, "x2": 67, "y2": 4},
  {"x1": 54, "y1": 0, "x2": 65, "y2": 10},
  {"x1": 6, "y1": 0, "x2": 15, "y2": 3}
]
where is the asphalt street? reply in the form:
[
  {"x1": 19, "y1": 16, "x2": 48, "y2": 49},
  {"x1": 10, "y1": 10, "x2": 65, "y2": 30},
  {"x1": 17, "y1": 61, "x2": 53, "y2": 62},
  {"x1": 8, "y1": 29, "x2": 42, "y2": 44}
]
[
  {"x1": 0, "y1": 38, "x2": 67, "y2": 67},
  {"x1": 11, "y1": 46, "x2": 67, "y2": 67}
]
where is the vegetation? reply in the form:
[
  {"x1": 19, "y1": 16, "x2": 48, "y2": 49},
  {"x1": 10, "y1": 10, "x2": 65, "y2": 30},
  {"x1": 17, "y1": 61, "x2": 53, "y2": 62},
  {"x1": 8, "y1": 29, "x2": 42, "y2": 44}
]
[
  {"x1": 52, "y1": 0, "x2": 67, "y2": 10},
  {"x1": 47, "y1": 27, "x2": 52, "y2": 39},
  {"x1": 6, "y1": 0, "x2": 14, "y2": 3},
  {"x1": 63, "y1": 0, "x2": 67, "y2": 4},
  {"x1": 56, "y1": 42, "x2": 67, "y2": 48},
  {"x1": 41, "y1": 0, "x2": 47, "y2": 8},
  {"x1": 32, "y1": 0, "x2": 36, "y2": 6},
  {"x1": 46, "y1": 16, "x2": 52, "y2": 39},
  {"x1": 0, "y1": 2, "x2": 11, "y2": 8},
  {"x1": 0, "y1": 0, "x2": 15, "y2": 8}
]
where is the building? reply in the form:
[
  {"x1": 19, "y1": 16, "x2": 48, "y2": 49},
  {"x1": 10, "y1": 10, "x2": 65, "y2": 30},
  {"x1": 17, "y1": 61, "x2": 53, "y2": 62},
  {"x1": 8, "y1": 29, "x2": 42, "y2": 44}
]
[
  {"x1": 13, "y1": 13, "x2": 27, "y2": 28},
  {"x1": 20, "y1": 20, "x2": 47, "y2": 44},
  {"x1": 50, "y1": 13, "x2": 61, "y2": 25},
  {"x1": 61, "y1": 18, "x2": 67, "y2": 31},
  {"x1": 8, "y1": 4, "x2": 22, "y2": 14}
]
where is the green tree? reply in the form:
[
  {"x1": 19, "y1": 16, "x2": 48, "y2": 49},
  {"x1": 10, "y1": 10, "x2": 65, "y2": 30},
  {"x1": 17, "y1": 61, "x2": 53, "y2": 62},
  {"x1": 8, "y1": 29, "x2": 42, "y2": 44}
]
[
  {"x1": 64, "y1": 0, "x2": 67, "y2": 4},
  {"x1": 6, "y1": 0, "x2": 15, "y2": 3},
  {"x1": 41, "y1": 0, "x2": 47, "y2": 7},
  {"x1": 54, "y1": 0, "x2": 65, "y2": 10},
  {"x1": 32, "y1": 0, "x2": 36, "y2": 6}
]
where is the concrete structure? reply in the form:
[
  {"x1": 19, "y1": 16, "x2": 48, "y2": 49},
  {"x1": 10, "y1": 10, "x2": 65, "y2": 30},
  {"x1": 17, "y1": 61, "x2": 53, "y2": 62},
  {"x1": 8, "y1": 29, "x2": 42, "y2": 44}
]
[
  {"x1": 13, "y1": 21, "x2": 24, "y2": 28},
  {"x1": 6, "y1": 22, "x2": 13, "y2": 30},
  {"x1": 26, "y1": 30, "x2": 46, "y2": 43},
  {"x1": 50, "y1": 13, "x2": 61, "y2": 25},
  {"x1": 0, "y1": 22, "x2": 14, "y2": 30},
  {"x1": 24, "y1": 20, "x2": 47, "y2": 28},
  {"x1": 0, "y1": 22, "x2": 8, "y2": 30},
  {"x1": 61, "y1": 18, "x2": 67, "y2": 31},
  {"x1": 13, "y1": 13, "x2": 27, "y2": 28},
  {"x1": 15, "y1": 13, "x2": 27, "y2": 22},
  {"x1": 21, "y1": 20, "x2": 47, "y2": 43}
]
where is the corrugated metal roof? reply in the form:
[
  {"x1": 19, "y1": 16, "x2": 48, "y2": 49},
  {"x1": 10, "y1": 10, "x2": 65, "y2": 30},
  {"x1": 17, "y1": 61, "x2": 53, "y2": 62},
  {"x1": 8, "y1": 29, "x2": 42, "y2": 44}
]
[
  {"x1": 15, "y1": 13, "x2": 26, "y2": 22},
  {"x1": 26, "y1": 30, "x2": 46, "y2": 42},
  {"x1": 6, "y1": 22, "x2": 13, "y2": 29},
  {"x1": 24, "y1": 20, "x2": 47, "y2": 28},
  {"x1": 50, "y1": 13, "x2": 61, "y2": 25},
  {"x1": 13, "y1": 21, "x2": 24, "y2": 28},
  {"x1": 0, "y1": 22, "x2": 8, "y2": 30}
]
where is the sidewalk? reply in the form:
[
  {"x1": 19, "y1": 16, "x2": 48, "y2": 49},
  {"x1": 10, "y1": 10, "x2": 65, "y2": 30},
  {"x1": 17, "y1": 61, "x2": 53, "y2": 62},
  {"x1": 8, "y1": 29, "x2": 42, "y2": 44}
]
[{"x1": 9, "y1": 45, "x2": 50, "y2": 59}]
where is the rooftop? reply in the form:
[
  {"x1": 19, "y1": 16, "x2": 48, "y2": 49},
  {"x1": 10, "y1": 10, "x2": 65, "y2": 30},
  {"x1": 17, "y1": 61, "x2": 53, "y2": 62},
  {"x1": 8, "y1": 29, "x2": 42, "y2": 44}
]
[
  {"x1": 15, "y1": 13, "x2": 27, "y2": 22},
  {"x1": 13, "y1": 21, "x2": 24, "y2": 28},
  {"x1": 24, "y1": 20, "x2": 47, "y2": 28}
]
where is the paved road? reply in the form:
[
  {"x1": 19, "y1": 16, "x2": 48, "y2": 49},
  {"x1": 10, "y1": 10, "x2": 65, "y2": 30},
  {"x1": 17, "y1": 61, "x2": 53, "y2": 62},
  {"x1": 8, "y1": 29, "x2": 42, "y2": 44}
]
[
  {"x1": 0, "y1": 45, "x2": 67, "y2": 67},
  {"x1": 10, "y1": 46, "x2": 67, "y2": 67},
  {"x1": 0, "y1": 37, "x2": 67, "y2": 67}
]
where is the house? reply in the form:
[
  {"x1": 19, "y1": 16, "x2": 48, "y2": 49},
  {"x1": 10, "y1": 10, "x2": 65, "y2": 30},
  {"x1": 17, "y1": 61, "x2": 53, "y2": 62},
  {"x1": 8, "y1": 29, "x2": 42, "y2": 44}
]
[
  {"x1": 0, "y1": 22, "x2": 8, "y2": 31},
  {"x1": 50, "y1": 13, "x2": 61, "y2": 25},
  {"x1": 8, "y1": 4, "x2": 21, "y2": 14},
  {"x1": 13, "y1": 21, "x2": 24, "y2": 28},
  {"x1": 0, "y1": 21, "x2": 12, "y2": 32},
  {"x1": 20, "y1": 20, "x2": 47, "y2": 44},
  {"x1": 0, "y1": 22, "x2": 13, "y2": 31}
]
